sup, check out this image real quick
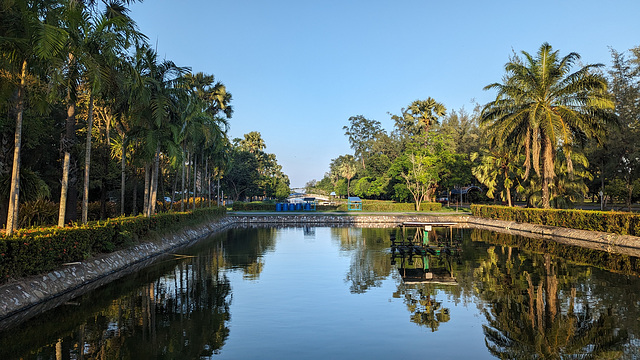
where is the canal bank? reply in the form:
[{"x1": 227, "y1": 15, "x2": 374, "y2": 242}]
[{"x1": 1, "y1": 213, "x2": 639, "y2": 328}]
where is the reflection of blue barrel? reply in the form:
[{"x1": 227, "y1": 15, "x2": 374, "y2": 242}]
[
  {"x1": 276, "y1": 203, "x2": 281, "y2": 211},
  {"x1": 295, "y1": 203, "x2": 302, "y2": 211},
  {"x1": 304, "y1": 203, "x2": 310, "y2": 211},
  {"x1": 289, "y1": 203, "x2": 295, "y2": 211}
]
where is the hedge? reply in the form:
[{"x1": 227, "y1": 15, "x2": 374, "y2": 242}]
[
  {"x1": 232, "y1": 200, "x2": 442, "y2": 212},
  {"x1": 471, "y1": 205, "x2": 640, "y2": 236},
  {"x1": 0, "y1": 206, "x2": 226, "y2": 283}
]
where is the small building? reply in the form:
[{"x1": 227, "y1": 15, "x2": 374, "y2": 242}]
[
  {"x1": 303, "y1": 197, "x2": 316, "y2": 211},
  {"x1": 347, "y1": 196, "x2": 362, "y2": 211}
]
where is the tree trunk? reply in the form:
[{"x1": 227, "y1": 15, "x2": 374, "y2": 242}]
[
  {"x1": 58, "y1": 152, "x2": 71, "y2": 227},
  {"x1": 82, "y1": 90, "x2": 94, "y2": 224},
  {"x1": 147, "y1": 147, "x2": 160, "y2": 216},
  {"x1": 132, "y1": 174, "x2": 137, "y2": 215},
  {"x1": 206, "y1": 158, "x2": 210, "y2": 207},
  {"x1": 193, "y1": 153, "x2": 197, "y2": 211},
  {"x1": 143, "y1": 163, "x2": 150, "y2": 215},
  {"x1": 6, "y1": 59, "x2": 27, "y2": 234},
  {"x1": 541, "y1": 135, "x2": 555, "y2": 209},
  {"x1": 120, "y1": 137, "x2": 126, "y2": 216},
  {"x1": 181, "y1": 148, "x2": 185, "y2": 212},
  {"x1": 61, "y1": 53, "x2": 78, "y2": 224}
]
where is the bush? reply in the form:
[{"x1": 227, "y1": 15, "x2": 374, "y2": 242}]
[
  {"x1": 0, "y1": 206, "x2": 226, "y2": 283},
  {"x1": 470, "y1": 205, "x2": 640, "y2": 236},
  {"x1": 232, "y1": 202, "x2": 275, "y2": 211},
  {"x1": 19, "y1": 199, "x2": 58, "y2": 227}
]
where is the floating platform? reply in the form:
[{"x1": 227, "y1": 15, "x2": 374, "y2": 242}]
[{"x1": 398, "y1": 268, "x2": 457, "y2": 285}]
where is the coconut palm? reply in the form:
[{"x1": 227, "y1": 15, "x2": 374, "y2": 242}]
[{"x1": 481, "y1": 43, "x2": 616, "y2": 208}]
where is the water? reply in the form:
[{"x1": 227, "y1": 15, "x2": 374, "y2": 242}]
[{"x1": 1, "y1": 226, "x2": 639, "y2": 359}]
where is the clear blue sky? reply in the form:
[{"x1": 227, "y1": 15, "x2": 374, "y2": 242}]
[{"x1": 128, "y1": 0, "x2": 640, "y2": 188}]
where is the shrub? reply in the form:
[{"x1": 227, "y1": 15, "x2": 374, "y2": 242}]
[
  {"x1": 471, "y1": 205, "x2": 640, "y2": 236},
  {"x1": 232, "y1": 202, "x2": 275, "y2": 211},
  {"x1": 19, "y1": 199, "x2": 58, "y2": 227}
]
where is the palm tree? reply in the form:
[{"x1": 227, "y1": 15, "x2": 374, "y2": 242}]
[
  {"x1": 481, "y1": 43, "x2": 616, "y2": 208},
  {"x1": 339, "y1": 156, "x2": 357, "y2": 197},
  {"x1": 79, "y1": 2, "x2": 143, "y2": 224},
  {"x1": 471, "y1": 148, "x2": 521, "y2": 206},
  {"x1": 132, "y1": 45, "x2": 186, "y2": 217},
  {"x1": 1, "y1": 0, "x2": 67, "y2": 234}
]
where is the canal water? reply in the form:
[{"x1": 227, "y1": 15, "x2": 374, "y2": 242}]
[{"x1": 1, "y1": 226, "x2": 639, "y2": 359}]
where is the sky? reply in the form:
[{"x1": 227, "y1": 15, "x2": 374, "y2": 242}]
[{"x1": 128, "y1": 0, "x2": 640, "y2": 188}]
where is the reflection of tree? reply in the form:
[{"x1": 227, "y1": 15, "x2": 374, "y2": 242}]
[
  {"x1": 476, "y1": 248, "x2": 627, "y2": 358},
  {"x1": 393, "y1": 283, "x2": 450, "y2": 332},
  {"x1": 341, "y1": 228, "x2": 393, "y2": 293},
  {"x1": 3, "y1": 243, "x2": 232, "y2": 359},
  {"x1": 223, "y1": 227, "x2": 277, "y2": 279}
]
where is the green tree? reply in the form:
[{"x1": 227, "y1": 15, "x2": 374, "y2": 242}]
[
  {"x1": 471, "y1": 148, "x2": 520, "y2": 206},
  {"x1": 0, "y1": 0, "x2": 66, "y2": 233},
  {"x1": 338, "y1": 155, "x2": 357, "y2": 197},
  {"x1": 343, "y1": 115, "x2": 383, "y2": 169},
  {"x1": 391, "y1": 98, "x2": 446, "y2": 148},
  {"x1": 481, "y1": 43, "x2": 616, "y2": 208}
]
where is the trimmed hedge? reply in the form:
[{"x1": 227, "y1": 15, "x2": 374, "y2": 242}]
[
  {"x1": 232, "y1": 202, "x2": 276, "y2": 211},
  {"x1": 232, "y1": 200, "x2": 443, "y2": 212},
  {"x1": 0, "y1": 206, "x2": 226, "y2": 283},
  {"x1": 471, "y1": 205, "x2": 640, "y2": 236}
]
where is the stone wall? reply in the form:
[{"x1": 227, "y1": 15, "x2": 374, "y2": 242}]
[{"x1": 1, "y1": 213, "x2": 639, "y2": 328}]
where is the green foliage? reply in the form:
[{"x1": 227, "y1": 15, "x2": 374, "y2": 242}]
[
  {"x1": 231, "y1": 202, "x2": 275, "y2": 211},
  {"x1": 18, "y1": 199, "x2": 58, "y2": 228},
  {"x1": 481, "y1": 43, "x2": 616, "y2": 208},
  {"x1": 0, "y1": 206, "x2": 226, "y2": 283},
  {"x1": 471, "y1": 205, "x2": 640, "y2": 236}
]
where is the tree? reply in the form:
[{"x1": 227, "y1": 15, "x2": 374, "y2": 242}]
[
  {"x1": 0, "y1": 0, "x2": 67, "y2": 234},
  {"x1": 481, "y1": 43, "x2": 616, "y2": 208},
  {"x1": 343, "y1": 115, "x2": 383, "y2": 169},
  {"x1": 391, "y1": 98, "x2": 446, "y2": 148},
  {"x1": 396, "y1": 152, "x2": 439, "y2": 211},
  {"x1": 80, "y1": 2, "x2": 142, "y2": 224},
  {"x1": 338, "y1": 155, "x2": 357, "y2": 197},
  {"x1": 471, "y1": 149, "x2": 520, "y2": 206}
]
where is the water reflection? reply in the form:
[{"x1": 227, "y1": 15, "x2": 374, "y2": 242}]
[
  {"x1": 0, "y1": 226, "x2": 638, "y2": 359},
  {"x1": 0, "y1": 241, "x2": 233, "y2": 359}
]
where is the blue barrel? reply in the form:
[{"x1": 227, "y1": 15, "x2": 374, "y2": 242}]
[
  {"x1": 295, "y1": 203, "x2": 302, "y2": 211},
  {"x1": 276, "y1": 203, "x2": 281, "y2": 212},
  {"x1": 304, "y1": 203, "x2": 310, "y2": 211},
  {"x1": 282, "y1": 203, "x2": 288, "y2": 211},
  {"x1": 288, "y1": 203, "x2": 295, "y2": 211}
]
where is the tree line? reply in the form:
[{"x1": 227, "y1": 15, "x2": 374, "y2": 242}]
[
  {"x1": 0, "y1": 0, "x2": 289, "y2": 235},
  {"x1": 308, "y1": 43, "x2": 640, "y2": 211}
]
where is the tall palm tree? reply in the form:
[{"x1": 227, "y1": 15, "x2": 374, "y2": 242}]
[
  {"x1": 79, "y1": 2, "x2": 143, "y2": 224},
  {"x1": 481, "y1": 43, "x2": 616, "y2": 208},
  {"x1": 0, "y1": 0, "x2": 67, "y2": 234},
  {"x1": 132, "y1": 45, "x2": 186, "y2": 217}
]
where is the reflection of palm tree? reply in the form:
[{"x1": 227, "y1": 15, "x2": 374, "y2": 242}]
[{"x1": 482, "y1": 254, "x2": 627, "y2": 358}]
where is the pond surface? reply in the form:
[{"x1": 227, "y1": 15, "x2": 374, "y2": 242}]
[{"x1": 1, "y1": 226, "x2": 639, "y2": 359}]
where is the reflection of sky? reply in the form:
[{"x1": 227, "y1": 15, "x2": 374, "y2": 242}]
[{"x1": 219, "y1": 227, "x2": 490, "y2": 359}]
